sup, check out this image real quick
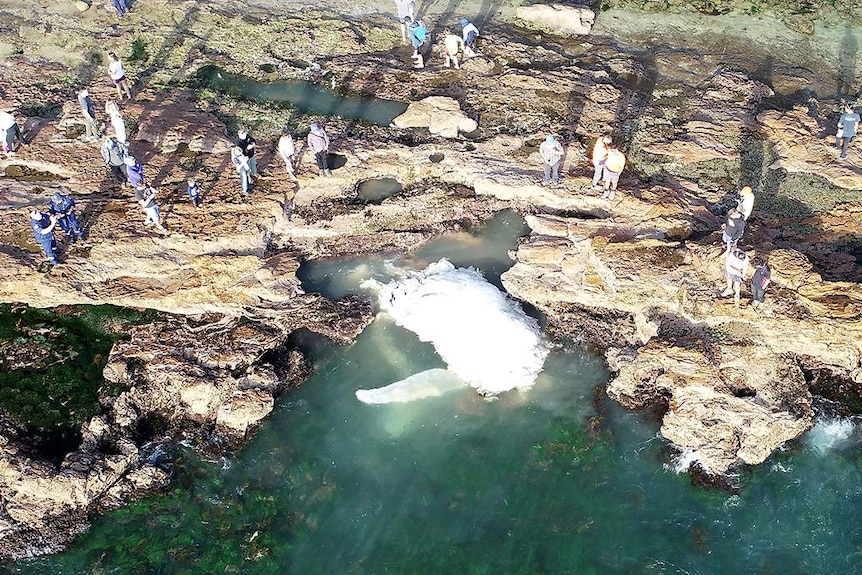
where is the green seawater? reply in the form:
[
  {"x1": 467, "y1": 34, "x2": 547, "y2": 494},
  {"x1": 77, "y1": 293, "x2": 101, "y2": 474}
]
[{"x1": 6, "y1": 212, "x2": 862, "y2": 574}]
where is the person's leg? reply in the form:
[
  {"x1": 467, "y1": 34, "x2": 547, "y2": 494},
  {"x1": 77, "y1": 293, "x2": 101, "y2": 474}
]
[
  {"x1": 67, "y1": 212, "x2": 82, "y2": 237},
  {"x1": 543, "y1": 163, "x2": 551, "y2": 182},
  {"x1": 453, "y1": 54, "x2": 460, "y2": 69},
  {"x1": 285, "y1": 155, "x2": 298, "y2": 181},
  {"x1": 841, "y1": 135, "x2": 851, "y2": 158},
  {"x1": 122, "y1": 79, "x2": 131, "y2": 99},
  {"x1": 315, "y1": 151, "x2": 328, "y2": 174},
  {"x1": 10, "y1": 123, "x2": 25, "y2": 148},
  {"x1": 240, "y1": 170, "x2": 249, "y2": 195},
  {"x1": 41, "y1": 239, "x2": 58, "y2": 265},
  {"x1": 721, "y1": 276, "x2": 733, "y2": 297},
  {"x1": 592, "y1": 162, "x2": 602, "y2": 187},
  {"x1": 114, "y1": 81, "x2": 122, "y2": 100},
  {"x1": 153, "y1": 205, "x2": 166, "y2": 230},
  {"x1": 733, "y1": 280, "x2": 741, "y2": 307},
  {"x1": 610, "y1": 171, "x2": 620, "y2": 193},
  {"x1": 248, "y1": 156, "x2": 258, "y2": 176},
  {"x1": 551, "y1": 160, "x2": 560, "y2": 183},
  {"x1": 750, "y1": 280, "x2": 763, "y2": 306}
]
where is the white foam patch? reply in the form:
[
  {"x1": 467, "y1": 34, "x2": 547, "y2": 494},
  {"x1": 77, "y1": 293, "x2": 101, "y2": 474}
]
[
  {"x1": 665, "y1": 447, "x2": 704, "y2": 474},
  {"x1": 806, "y1": 417, "x2": 855, "y2": 454},
  {"x1": 357, "y1": 259, "x2": 549, "y2": 402},
  {"x1": 356, "y1": 369, "x2": 466, "y2": 404}
]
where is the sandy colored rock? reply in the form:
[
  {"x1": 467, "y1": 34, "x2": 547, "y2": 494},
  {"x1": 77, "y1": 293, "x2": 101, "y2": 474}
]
[
  {"x1": 215, "y1": 389, "x2": 276, "y2": 437},
  {"x1": 392, "y1": 96, "x2": 478, "y2": 138},
  {"x1": 515, "y1": 4, "x2": 595, "y2": 36}
]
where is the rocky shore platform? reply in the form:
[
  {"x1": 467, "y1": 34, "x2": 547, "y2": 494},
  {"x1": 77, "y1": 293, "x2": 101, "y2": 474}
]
[{"x1": 0, "y1": 0, "x2": 860, "y2": 559}]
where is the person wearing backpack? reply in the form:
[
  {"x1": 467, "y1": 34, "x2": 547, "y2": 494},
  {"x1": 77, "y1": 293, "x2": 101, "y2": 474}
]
[
  {"x1": 601, "y1": 144, "x2": 626, "y2": 199},
  {"x1": 100, "y1": 136, "x2": 127, "y2": 184},
  {"x1": 721, "y1": 209, "x2": 746, "y2": 254},
  {"x1": 135, "y1": 183, "x2": 167, "y2": 232},
  {"x1": 405, "y1": 17, "x2": 428, "y2": 69},
  {"x1": 49, "y1": 190, "x2": 84, "y2": 242},
  {"x1": 29, "y1": 209, "x2": 60, "y2": 266}
]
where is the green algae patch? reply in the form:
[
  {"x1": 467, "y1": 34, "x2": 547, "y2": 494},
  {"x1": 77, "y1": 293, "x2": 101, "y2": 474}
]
[{"x1": 0, "y1": 304, "x2": 157, "y2": 458}]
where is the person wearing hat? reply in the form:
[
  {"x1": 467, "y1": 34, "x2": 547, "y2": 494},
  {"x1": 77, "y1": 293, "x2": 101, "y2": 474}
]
[
  {"x1": 125, "y1": 155, "x2": 144, "y2": 188},
  {"x1": 722, "y1": 248, "x2": 749, "y2": 307},
  {"x1": 602, "y1": 144, "x2": 626, "y2": 199},
  {"x1": 49, "y1": 189, "x2": 84, "y2": 242},
  {"x1": 591, "y1": 134, "x2": 612, "y2": 190},
  {"x1": 101, "y1": 136, "x2": 127, "y2": 184},
  {"x1": 737, "y1": 185, "x2": 755, "y2": 221},
  {"x1": 539, "y1": 133, "x2": 564, "y2": 185},
  {"x1": 29, "y1": 209, "x2": 59, "y2": 265},
  {"x1": 395, "y1": 0, "x2": 415, "y2": 43},
  {"x1": 135, "y1": 183, "x2": 167, "y2": 232},
  {"x1": 236, "y1": 129, "x2": 257, "y2": 176},
  {"x1": 277, "y1": 128, "x2": 298, "y2": 182},
  {"x1": 749, "y1": 256, "x2": 771, "y2": 312},
  {"x1": 307, "y1": 122, "x2": 331, "y2": 177},
  {"x1": 460, "y1": 17, "x2": 479, "y2": 58}
]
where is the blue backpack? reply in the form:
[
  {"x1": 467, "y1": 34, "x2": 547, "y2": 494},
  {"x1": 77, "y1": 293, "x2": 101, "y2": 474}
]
[{"x1": 413, "y1": 22, "x2": 427, "y2": 42}]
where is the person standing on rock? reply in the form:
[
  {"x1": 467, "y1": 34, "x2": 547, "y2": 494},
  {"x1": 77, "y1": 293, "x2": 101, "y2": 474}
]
[
  {"x1": 105, "y1": 101, "x2": 127, "y2": 145},
  {"x1": 602, "y1": 144, "x2": 626, "y2": 199},
  {"x1": 277, "y1": 128, "x2": 299, "y2": 182},
  {"x1": 591, "y1": 134, "x2": 612, "y2": 190},
  {"x1": 737, "y1": 185, "x2": 755, "y2": 221},
  {"x1": 443, "y1": 31, "x2": 465, "y2": 69},
  {"x1": 395, "y1": 0, "x2": 415, "y2": 43},
  {"x1": 29, "y1": 209, "x2": 59, "y2": 266},
  {"x1": 135, "y1": 183, "x2": 167, "y2": 232},
  {"x1": 101, "y1": 136, "x2": 127, "y2": 184},
  {"x1": 836, "y1": 103, "x2": 860, "y2": 159},
  {"x1": 307, "y1": 122, "x2": 332, "y2": 177},
  {"x1": 77, "y1": 89, "x2": 100, "y2": 141},
  {"x1": 110, "y1": 0, "x2": 130, "y2": 18},
  {"x1": 236, "y1": 129, "x2": 258, "y2": 177},
  {"x1": 107, "y1": 52, "x2": 132, "y2": 101},
  {"x1": 187, "y1": 177, "x2": 201, "y2": 208},
  {"x1": 125, "y1": 155, "x2": 144, "y2": 188},
  {"x1": 0, "y1": 110, "x2": 26, "y2": 153},
  {"x1": 721, "y1": 209, "x2": 745, "y2": 254},
  {"x1": 460, "y1": 18, "x2": 479, "y2": 58},
  {"x1": 539, "y1": 134, "x2": 564, "y2": 185},
  {"x1": 722, "y1": 248, "x2": 749, "y2": 307},
  {"x1": 231, "y1": 146, "x2": 253, "y2": 197},
  {"x1": 749, "y1": 256, "x2": 772, "y2": 312},
  {"x1": 405, "y1": 17, "x2": 428, "y2": 69},
  {"x1": 49, "y1": 190, "x2": 85, "y2": 243}
]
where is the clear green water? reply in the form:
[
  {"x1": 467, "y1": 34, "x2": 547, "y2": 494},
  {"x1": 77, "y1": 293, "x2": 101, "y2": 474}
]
[
  {"x1": 6, "y1": 212, "x2": 862, "y2": 575},
  {"x1": 196, "y1": 65, "x2": 409, "y2": 126}
]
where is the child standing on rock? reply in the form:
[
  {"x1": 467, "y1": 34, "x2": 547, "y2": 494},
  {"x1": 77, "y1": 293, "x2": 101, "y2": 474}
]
[{"x1": 722, "y1": 248, "x2": 749, "y2": 307}]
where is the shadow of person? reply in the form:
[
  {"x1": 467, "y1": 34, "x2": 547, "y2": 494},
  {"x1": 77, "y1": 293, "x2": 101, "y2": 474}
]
[{"x1": 837, "y1": 23, "x2": 857, "y2": 99}]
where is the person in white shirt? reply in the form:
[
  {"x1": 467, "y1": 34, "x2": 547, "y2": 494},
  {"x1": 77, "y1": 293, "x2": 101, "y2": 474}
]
[
  {"x1": 443, "y1": 32, "x2": 465, "y2": 69},
  {"x1": 108, "y1": 52, "x2": 132, "y2": 100},
  {"x1": 395, "y1": 0, "x2": 415, "y2": 43},
  {"x1": 0, "y1": 111, "x2": 26, "y2": 152},
  {"x1": 105, "y1": 100, "x2": 127, "y2": 145},
  {"x1": 737, "y1": 185, "x2": 755, "y2": 221},
  {"x1": 277, "y1": 128, "x2": 298, "y2": 182},
  {"x1": 460, "y1": 18, "x2": 479, "y2": 58}
]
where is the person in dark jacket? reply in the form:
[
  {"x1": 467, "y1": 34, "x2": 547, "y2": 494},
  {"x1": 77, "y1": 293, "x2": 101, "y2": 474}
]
[
  {"x1": 721, "y1": 209, "x2": 746, "y2": 254},
  {"x1": 49, "y1": 190, "x2": 84, "y2": 242},
  {"x1": 30, "y1": 209, "x2": 59, "y2": 265},
  {"x1": 236, "y1": 129, "x2": 257, "y2": 176},
  {"x1": 750, "y1": 257, "x2": 772, "y2": 311}
]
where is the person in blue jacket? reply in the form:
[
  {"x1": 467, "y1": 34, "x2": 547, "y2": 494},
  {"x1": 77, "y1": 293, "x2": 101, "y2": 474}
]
[
  {"x1": 405, "y1": 16, "x2": 428, "y2": 68},
  {"x1": 49, "y1": 190, "x2": 84, "y2": 242},
  {"x1": 29, "y1": 209, "x2": 59, "y2": 265}
]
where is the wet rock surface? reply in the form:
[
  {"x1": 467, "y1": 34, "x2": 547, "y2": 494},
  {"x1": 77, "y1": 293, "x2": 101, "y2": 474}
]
[{"x1": 0, "y1": 0, "x2": 861, "y2": 560}]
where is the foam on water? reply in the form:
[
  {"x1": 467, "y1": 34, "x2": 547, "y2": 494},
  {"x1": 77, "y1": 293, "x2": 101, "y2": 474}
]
[
  {"x1": 357, "y1": 259, "x2": 549, "y2": 402},
  {"x1": 805, "y1": 417, "x2": 856, "y2": 455}
]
